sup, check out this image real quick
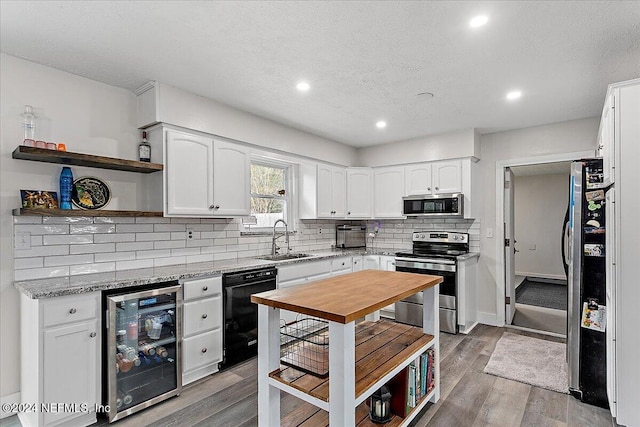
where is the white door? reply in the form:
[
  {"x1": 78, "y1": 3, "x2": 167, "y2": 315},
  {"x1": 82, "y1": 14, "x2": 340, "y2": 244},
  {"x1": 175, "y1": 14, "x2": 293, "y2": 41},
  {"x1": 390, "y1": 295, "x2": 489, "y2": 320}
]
[
  {"x1": 346, "y1": 168, "x2": 372, "y2": 218},
  {"x1": 165, "y1": 130, "x2": 214, "y2": 216},
  {"x1": 405, "y1": 163, "x2": 432, "y2": 195},
  {"x1": 504, "y1": 167, "x2": 516, "y2": 324},
  {"x1": 212, "y1": 139, "x2": 250, "y2": 216},
  {"x1": 316, "y1": 164, "x2": 333, "y2": 218},
  {"x1": 331, "y1": 167, "x2": 346, "y2": 217},
  {"x1": 433, "y1": 160, "x2": 462, "y2": 194},
  {"x1": 43, "y1": 320, "x2": 98, "y2": 425},
  {"x1": 374, "y1": 166, "x2": 405, "y2": 218}
]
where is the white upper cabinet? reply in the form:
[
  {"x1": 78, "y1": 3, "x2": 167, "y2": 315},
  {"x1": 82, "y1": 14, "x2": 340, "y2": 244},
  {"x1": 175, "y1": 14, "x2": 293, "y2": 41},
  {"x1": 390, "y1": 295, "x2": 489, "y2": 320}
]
[
  {"x1": 212, "y1": 139, "x2": 250, "y2": 216},
  {"x1": 404, "y1": 163, "x2": 432, "y2": 196},
  {"x1": 405, "y1": 160, "x2": 462, "y2": 195},
  {"x1": 600, "y1": 92, "x2": 615, "y2": 186},
  {"x1": 374, "y1": 166, "x2": 405, "y2": 218},
  {"x1": 165, "y1": 129, "x2": 215, "y2": 216},
  {"x1": 163, "y1": 128, "x2": 250, "y2": 217},
  {"x1": 432, "y1": 160, "x2": 462, "y2": 194},
  {"x1": 317, "y1": 164, "x2": 346, "y2": 218},
  {"x1": 346, "y1": 168, "x2": 373, "y2": 218}
]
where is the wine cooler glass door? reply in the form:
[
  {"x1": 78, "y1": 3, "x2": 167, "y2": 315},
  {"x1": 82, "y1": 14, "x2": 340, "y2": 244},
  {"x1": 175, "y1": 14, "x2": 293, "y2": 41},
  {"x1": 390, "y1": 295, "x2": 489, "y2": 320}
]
[{"x1": 106, "y1": 284, "x2": 182, "y2": 422}]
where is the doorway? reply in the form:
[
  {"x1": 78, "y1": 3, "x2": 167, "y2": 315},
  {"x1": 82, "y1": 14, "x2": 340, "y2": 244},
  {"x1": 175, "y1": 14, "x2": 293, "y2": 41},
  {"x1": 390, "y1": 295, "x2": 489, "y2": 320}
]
[
  {"x1": 495, "y1": 150, "x2": 593, "y2": 335},
  {"x1": 508, "y1": 162, "x2": 571, "y2": 335}
]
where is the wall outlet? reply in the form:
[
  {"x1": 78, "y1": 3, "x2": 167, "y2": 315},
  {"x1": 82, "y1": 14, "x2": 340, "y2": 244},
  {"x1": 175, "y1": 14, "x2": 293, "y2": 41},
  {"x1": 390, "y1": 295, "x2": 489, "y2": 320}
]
[
  {"x1": 486, "y1": 228, "x2": 494, "y2": 238},
  {"x1": 186, "y1": 226, "x2": 194, "y2": 239},
  {"x1": 529, "y1": 244, "x2": 537, "y2": 250},
  {"x1": 318, "y1": 228, "x2": 322, "y2": 234},
  {"x1": 15, "y1": 231, "x2": 31, "y2": 250}
]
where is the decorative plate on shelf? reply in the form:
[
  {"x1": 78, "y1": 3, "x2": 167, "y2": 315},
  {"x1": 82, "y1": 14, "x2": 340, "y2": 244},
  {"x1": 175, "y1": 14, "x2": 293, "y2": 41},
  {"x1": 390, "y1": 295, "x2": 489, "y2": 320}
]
[{"x1": 71, "y1": 177, "x2": 111, "y2": 210}]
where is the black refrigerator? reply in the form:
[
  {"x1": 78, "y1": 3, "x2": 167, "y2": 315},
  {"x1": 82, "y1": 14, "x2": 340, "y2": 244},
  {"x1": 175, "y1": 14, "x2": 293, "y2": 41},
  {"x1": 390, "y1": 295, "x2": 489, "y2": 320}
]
[{"x1": 565, "y1": 158, "x2": 608, "y2": 408}]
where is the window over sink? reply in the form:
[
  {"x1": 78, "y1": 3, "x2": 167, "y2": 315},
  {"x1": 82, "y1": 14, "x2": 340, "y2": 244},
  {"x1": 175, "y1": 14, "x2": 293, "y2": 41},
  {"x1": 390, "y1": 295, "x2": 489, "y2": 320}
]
[{"x1": 246, "y1": 159, "x2": 294, "y2": 232}]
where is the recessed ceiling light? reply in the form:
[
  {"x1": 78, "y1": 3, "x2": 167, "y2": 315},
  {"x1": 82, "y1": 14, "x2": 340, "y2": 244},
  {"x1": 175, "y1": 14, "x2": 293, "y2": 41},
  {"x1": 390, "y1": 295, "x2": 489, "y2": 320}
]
[
  {"x1": 376, "y1": 121, "x2": 387, "y2": 129},
  {"x1": 469, "y1": 15, "x2": 488, "y2": 28},
  {"x1": 296, "y1": 82, "x2": 310, "y2": 92},
  {"x1": 506, "y1": 90, "x2": 522, "y2": 100}
]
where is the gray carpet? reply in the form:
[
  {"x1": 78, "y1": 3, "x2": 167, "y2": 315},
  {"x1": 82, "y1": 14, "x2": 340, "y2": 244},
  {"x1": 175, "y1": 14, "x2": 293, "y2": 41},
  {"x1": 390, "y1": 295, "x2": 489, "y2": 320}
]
[
  {"x1": 484, "y1": 333, "x2": 568, "y2": 394},
  {"x1": 516, "y1": 278, "x2": 567, "y2": 310}
]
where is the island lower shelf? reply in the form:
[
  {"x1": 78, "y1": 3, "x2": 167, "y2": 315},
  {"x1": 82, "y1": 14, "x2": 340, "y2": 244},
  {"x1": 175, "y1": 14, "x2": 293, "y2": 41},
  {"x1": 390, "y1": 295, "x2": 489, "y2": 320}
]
[{"x1": 269, "y1": 318, "x2": 435, "y2": 425}]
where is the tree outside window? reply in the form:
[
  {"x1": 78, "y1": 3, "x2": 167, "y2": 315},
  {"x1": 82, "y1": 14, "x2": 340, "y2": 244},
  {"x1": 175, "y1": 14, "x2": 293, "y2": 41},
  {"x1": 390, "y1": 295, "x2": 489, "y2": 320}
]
[{"x1": 250, "y1": 163, "x2": 288, "y2": 228}]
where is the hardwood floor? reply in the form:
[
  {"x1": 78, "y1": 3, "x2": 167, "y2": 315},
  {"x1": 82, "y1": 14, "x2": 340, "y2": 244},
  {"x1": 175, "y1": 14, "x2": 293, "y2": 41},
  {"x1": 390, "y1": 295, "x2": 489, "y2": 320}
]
[{"x1": 0, "y1": 325, "x2": 613, "y2": 427}]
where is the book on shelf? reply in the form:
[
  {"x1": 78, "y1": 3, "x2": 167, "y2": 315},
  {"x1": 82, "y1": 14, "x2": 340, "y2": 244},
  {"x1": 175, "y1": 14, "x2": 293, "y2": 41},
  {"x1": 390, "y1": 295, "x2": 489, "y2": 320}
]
[{"x1": 386, "y1": 347, "x2": 437, "y2": 418}]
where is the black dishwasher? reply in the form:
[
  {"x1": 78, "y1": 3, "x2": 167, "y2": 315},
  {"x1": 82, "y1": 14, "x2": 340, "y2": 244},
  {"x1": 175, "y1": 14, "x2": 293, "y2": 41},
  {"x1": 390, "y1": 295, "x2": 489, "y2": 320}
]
[{"x1": 221, "y1": 267, "x2": 277, "y2": 368}]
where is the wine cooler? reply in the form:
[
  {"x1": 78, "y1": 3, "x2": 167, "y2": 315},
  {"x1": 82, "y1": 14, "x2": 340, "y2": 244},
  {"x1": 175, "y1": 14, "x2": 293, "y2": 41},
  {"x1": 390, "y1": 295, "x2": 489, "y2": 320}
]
[{"x1": 103, "y1": 283, "x2": 182, "y2": 422}]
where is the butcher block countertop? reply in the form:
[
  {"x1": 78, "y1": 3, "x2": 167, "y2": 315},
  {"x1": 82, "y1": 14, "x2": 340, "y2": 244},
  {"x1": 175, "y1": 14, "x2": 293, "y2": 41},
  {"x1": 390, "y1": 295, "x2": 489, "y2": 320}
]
[{"x1": 251, "y1": 270, "x2": 442, "y2": 324}]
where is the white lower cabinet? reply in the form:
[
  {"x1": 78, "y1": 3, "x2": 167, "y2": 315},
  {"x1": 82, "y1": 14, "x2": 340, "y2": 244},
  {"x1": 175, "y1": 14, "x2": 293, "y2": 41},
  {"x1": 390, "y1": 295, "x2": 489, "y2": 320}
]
[
  {"x1": 19, "y1": 292, "x2": 100, "y2": 427},
  {"x1": 352, "y1": 256, "x2": 363, "y2": 271},
  {"x1": 181, "y1": 276, "x2": 223, "y2": 385}
]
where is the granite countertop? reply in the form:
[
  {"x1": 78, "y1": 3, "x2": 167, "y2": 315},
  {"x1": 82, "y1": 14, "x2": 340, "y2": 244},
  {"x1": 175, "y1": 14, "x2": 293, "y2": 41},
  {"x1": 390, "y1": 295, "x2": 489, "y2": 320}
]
[{"x1": 15, "y1": 248, "x2": 400, "y2": 299}]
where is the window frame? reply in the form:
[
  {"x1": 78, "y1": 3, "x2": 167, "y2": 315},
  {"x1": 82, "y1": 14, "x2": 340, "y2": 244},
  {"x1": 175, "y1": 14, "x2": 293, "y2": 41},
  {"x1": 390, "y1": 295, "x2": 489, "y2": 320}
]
[{"x1": 245, "y1": 157, "x2": 295, "y2": 233}]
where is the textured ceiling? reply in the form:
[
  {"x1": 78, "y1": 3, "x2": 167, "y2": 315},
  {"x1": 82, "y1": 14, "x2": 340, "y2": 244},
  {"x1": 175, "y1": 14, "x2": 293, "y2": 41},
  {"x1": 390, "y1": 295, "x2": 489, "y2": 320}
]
[{"x1": 1, "y1": 1, "x2": 639, "y2": 147}]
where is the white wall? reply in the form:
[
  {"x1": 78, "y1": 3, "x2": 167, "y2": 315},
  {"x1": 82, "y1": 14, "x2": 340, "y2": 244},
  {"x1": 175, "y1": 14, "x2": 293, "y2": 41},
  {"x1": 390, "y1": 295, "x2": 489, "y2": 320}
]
[
  {"x1": 152, "y1": 82, "x2": 358, "y2": 166},
  {"x1": 477, "y1": 117, "x2": 599, "y2": 324},
  {"x1": 356, "y1": 128, "x2": 479, "y2": 167},
  {"x1": 514, "y1": 173, "x2": 569, "y2": 280}
]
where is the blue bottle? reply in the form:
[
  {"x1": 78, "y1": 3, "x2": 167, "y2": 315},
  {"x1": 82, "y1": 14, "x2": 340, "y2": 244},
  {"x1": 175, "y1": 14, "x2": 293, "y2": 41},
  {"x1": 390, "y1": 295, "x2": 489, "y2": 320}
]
[{"x1": 59, "y1": 167, "x2": 73, "y2": 209}]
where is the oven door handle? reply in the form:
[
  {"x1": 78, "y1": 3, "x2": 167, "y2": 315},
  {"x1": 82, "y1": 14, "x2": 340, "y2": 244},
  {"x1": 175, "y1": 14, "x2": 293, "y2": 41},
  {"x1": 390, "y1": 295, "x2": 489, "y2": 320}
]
[{"x1": 395, "y1": 258, "x2": 457, "y2": 272}]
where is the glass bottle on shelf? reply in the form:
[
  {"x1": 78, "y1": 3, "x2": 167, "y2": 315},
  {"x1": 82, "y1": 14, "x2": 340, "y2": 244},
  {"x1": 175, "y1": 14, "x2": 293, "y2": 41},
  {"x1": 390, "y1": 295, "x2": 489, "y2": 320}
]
[
  {"x1": 138, "y1": 131, "x2": 151, "y2": 162},
  {"x1": 20, "y1": 105, "x2": 36, "y2": 145},
  {"x1": 59, "y1": 167, "x2": 73, "y2": 209}
]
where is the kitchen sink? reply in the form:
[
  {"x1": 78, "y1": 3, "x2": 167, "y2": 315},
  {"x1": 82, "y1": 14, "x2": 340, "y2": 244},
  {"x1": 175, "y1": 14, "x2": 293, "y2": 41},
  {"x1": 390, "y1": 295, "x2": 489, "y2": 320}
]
[{"x1": 257, "y1": 253, "x2": 313, "y2": 261}]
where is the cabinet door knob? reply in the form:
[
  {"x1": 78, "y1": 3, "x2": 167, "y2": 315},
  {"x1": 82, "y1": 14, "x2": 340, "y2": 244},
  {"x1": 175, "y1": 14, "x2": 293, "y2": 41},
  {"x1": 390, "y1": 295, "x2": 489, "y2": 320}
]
[
  {"x1": 215, "y1": 205, "x2": 220, "y2": 210},
  {"x1": 202, "y1": 313, "x2": 208, "y2": 319},
  {"x1": 427, "y1": 187, "x2": 431, "y2": 191},
  {"x1": 209, "y1": 204, "x2": 215, "y2": 210},
  {"x1": 342, "y1": 262, "x2": 345, "y2": 266},
  {"x1": 89, "y1": 332, "x2": 97, "y2": 338},
  {"x1": 435, "y1": 187, "x2": 439, "y2": 190},
  {"x1": 202, "y1": 286, "x2": 208, "y2": 291},
  {"x1": 347, "y1": 212, "x2": 351, "y2": 215},
  {"x1": 201, "y1": 348, "x2": 208, "y2": 353},
  {"x1": 69, "y1": 308, "x2": 77, "y2": 314}
]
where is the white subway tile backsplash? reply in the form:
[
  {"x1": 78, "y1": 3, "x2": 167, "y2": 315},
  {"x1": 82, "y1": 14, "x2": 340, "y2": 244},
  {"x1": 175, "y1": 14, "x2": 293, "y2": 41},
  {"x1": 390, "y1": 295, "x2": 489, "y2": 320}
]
[
  {"x1": 213, "y1": 252, "x2": 237, "y2": 261},
  {"x1": 186, "y1": 254, "x2": 215, "y2": 264},
  {"x1": 31, "y1": 235, "x2": 43, "y2": 246},
  {"x1": 14, "y1": 257, "x2": 44, "y2": 269},
  {"x1": 170, "y1": 247, "x2": 201, "y2": 257},
  {"x1": 154, "y1": 256, "x2": 186, "y2": 267},
  {"x1": 70, "y1": 262, "x2": 116, "y2": 275},
  {"x1": 14, "y1": 216, "x2": 43, "y2": 224},
  {"x1": 115, "y1": 224, "x2": 154, "y2": 233},
  {"x1": 15, "y1": 224, "x2": 69, "y2": 235},
  {"x1": 70, "y1": 224, "x2": 116, "y2": 234},
  {"x1": 15, "y1": 245, "x2": 69, "y2": 258},
  {"x1": 214, "y1": 238, "x2": 238, "y2": 246},
  {"x1": 154, "y1": 240, "x2": 186, "y2": 250},
  {"x1": 70, "y1": 243, "x2": 116, "y2": 254},
  {"x1": 95, "y1": 251, "x2": 136, "y2": 263},
  {"x1": 200, "y1": 231, "x2": 225, "y2": 239},
  {"x1": 94, "y1": 233, "x2": 136, "y2": 243},
  {"x1": 116, "y1": 241, "x2": 154, "y2": 252},
  {"x1": 169, "y1": 218, "x2": 202, "y2": 224},
  {"x1": 45, "y1": 254, "x2": 94, "y2": 267},
  {"x1": 185, "y1": 224, "x2": 215, "y2": 231},
  {"x1": 136, "y1": 232, "x2": 171, "y2": 242},
  {"x1": 136, "y1": 249, "x2": 171, "y2": 260},
  {"x1": 15, "y1": 266, "x2": 69, "y2": 281},
  {"x1": 42, "y1": 216, "x2": 93, "y2": 224},
  {"x1": 187, "y1": 239, "x2": 214, "y2": 248},
  {"x1": 43, "y1": 235, "x2": 93, "y2": 245},
  {"x1": 136, "y1": 217, "x2": 170, "y2": 224},
  {"x1": 153, "y1": 224, "x2": 186, "y2": 232},
  {"x1": 116, "y1": 259, "x2": 154, "y2": 271},
  {"x1": 94, "y1": 217, "x2": 135, "y2": 224}
]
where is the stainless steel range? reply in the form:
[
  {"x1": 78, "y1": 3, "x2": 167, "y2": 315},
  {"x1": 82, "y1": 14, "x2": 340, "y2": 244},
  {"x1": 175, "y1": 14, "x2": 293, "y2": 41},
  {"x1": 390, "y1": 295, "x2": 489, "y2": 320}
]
[{"x1": 394, "y1": 231, "x2": 469, "y2": 334}]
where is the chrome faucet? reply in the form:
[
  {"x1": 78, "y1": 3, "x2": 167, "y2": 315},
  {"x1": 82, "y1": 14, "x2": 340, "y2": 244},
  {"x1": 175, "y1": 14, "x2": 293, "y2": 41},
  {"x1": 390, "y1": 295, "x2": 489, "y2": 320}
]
[{"x1": 271, "y1": 219, "x2": 289, "y2": 256}]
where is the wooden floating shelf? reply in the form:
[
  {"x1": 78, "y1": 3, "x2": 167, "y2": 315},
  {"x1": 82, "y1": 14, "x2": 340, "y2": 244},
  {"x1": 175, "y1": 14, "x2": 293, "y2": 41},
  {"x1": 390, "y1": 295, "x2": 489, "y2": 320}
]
[
  {"x1": 12, "y1": 145, "x2": 163, "y2": 173},
  {"x1": 13, "y1": 208, "x2": 163, "y2": 218},
  {"x1": 270, "y1": 319, "x2": 434, "y2": 403}
]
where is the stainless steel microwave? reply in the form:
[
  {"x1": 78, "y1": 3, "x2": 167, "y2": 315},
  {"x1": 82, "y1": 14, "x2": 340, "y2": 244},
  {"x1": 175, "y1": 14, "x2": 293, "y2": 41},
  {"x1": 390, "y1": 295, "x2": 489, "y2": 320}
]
[{"x1": 402, "y1": 193, "x2": 464, "y2": 217}]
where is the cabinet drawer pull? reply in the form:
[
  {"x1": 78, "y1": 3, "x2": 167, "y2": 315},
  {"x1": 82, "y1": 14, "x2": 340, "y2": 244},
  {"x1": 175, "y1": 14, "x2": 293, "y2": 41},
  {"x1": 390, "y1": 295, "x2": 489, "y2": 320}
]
[
  {"x1": 69, "y1": 308, "x2": 77, "y2": 314},
  {"x1": 202, "y1": 313, "x2": 208, "y2": 319},
  {"x1": 89, "y1": 332, "x2": 97, "y2": 338},
  {"x1": 202, "y1": 286, "x2": 208, "y2": 291},
  {"x1": 201, "y1": 348, "x2": 208, "y2": 353}
]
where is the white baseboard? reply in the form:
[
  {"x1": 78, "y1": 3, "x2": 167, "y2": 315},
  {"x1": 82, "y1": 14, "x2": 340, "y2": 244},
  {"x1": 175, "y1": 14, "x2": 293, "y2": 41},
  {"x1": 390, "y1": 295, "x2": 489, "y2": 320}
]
[
  {"x1": 516, "y1": 271, "x2": 567, "y2": 282},
  {"x1": 1, "y1": 391, "x2": 20, "y2": 419},
  {"x1": 476, "y1": 311, "x2": 498, "y2": 326}
]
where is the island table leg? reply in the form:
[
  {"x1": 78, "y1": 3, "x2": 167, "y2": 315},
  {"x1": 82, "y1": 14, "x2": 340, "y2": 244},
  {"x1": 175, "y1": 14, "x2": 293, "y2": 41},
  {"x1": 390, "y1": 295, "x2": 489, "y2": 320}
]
[
  {"x1": 422, "y1": 283, "x2": 440, "y2": 402},
  {"x1": 329, "y1": 320, "x2": 356, "y2": 426},
  {"x1": 258, "y1": 304, "x2": 281, "y2": 426}
]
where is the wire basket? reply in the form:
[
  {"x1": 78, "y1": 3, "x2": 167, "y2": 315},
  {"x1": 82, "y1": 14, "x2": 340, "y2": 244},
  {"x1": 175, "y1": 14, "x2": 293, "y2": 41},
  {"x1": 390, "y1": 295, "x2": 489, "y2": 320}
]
[{"x1": 280, "y1": 317, "x2": 329, "y2": 377}]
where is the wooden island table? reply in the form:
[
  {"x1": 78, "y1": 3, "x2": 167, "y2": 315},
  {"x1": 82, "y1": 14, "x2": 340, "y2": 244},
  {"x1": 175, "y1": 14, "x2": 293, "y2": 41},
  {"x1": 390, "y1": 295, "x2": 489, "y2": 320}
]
[{"x1": 251, "y1": 270, "x2": 442, "y2": 426}]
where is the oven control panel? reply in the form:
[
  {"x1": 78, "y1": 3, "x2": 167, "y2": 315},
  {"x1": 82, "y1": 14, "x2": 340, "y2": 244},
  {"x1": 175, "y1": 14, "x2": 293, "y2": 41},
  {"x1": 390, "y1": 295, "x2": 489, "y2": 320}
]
[{"x1": 412, "y1": 231, "x2": 468, "y2": 244}]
